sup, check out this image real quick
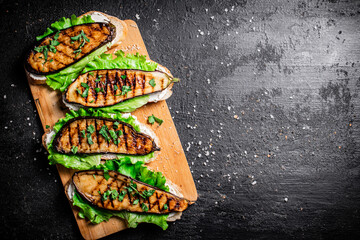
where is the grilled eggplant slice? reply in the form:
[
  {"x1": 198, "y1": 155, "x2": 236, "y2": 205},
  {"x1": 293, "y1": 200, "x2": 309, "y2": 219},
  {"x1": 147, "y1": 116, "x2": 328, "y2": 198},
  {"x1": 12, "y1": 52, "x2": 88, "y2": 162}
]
[
  {"x1": 73, "y1": 170, "x2": 192, "y2": 214},
  {"x1": 26, "y1": 23, "x2": 115, "y2": 75},
  {"x1": 52, "y1": 116, "x2": 158, "y2": 155},
  {"x1": 64, "y1": 69, "x2": 178, "y2": 108}
]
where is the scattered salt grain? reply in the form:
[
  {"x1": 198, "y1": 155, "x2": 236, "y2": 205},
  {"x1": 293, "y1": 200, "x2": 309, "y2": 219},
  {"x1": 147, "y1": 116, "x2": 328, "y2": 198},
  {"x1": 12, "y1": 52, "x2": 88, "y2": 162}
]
[
  {"x1": 4, "y1": 95, "x2": 6, "y2": 99},
  {"x1": 135, "y1": 14, "x2": 140, "y2": 20},
  {"x1": 284, "y1": 198, "x2": 288, "y2": 202},
  {"x1": 251, "y1": 181, "x2": 257, "y2": 185},
  {"x1": 214, "y1": 46, "x2": 218, "y2": 50}
]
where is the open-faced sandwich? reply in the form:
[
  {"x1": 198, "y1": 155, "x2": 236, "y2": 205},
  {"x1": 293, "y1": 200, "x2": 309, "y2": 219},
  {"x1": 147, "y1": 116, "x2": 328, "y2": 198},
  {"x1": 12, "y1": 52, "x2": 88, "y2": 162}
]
[
  {"x1": 65, "y1": 159, "x2": 194, "y2": 229},
  {"x1": 43, "y1": 109, "x2": 159, "y2": 169}
]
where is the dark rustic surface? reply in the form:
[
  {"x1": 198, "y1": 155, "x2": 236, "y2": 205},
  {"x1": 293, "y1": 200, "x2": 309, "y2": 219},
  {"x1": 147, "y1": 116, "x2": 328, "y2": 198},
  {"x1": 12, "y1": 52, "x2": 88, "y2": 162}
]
[{"x1": 1, "y1": 0, "x2": 360, "y2": 239}]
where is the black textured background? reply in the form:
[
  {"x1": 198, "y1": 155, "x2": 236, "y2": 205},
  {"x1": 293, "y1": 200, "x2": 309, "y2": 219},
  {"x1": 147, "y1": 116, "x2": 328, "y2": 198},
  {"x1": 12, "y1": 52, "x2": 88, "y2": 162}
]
[{"x1": 1, "y1": 0, "x2": 360, "y2": 239}]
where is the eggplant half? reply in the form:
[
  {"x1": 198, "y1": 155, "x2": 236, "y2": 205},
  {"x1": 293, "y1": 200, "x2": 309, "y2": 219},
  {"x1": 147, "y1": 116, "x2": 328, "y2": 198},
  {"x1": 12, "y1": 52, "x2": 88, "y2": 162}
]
[
  {"x1": 73, "y1": 170, "x2": 192, "y2": 214},
  {"x1": 52, "y1": 116, "x2": 159, "y2": 155},
  {"x1": 25, "y1": 23, "x2": 115, "y2": 75},
  {"x1": 64, "y1": 69, "x2": 179, "y2": 108}
]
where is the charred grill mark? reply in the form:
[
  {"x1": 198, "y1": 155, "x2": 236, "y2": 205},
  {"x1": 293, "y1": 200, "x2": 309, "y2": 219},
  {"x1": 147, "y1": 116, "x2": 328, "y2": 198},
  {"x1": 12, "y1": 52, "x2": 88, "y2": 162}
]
[
  {"x1": 132, "y1": 130, "x2": 137, "y2": 153},
  {"x1": 95, "y1": 72, "x2": 100, "y2": 102},
  {"x1": 122, "y1": 124, "x2": 128, "y2": 153},
  {"x1": 104, "y1": 71, "x2": 108, "y2": 99},
  {"x1": 53, "y1": 48, "x2": 72, "y2": 65},
  {"x1": 114, "y1": 71, "x2": 119, "y2": 96},
  {"x1": 132, "y1": 73, "x2": 136, "y2": 96},
  {"x1": 142, "y1": 73, "x2": 146, "y2": 95}
]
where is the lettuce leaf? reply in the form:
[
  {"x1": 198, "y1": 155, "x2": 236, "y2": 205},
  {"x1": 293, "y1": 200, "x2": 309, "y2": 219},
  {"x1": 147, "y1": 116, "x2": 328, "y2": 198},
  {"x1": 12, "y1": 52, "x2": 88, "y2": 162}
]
[
  {"x1": 94, "y1": 158, "x2": 169, "y2": 191},
  {"x1": 46, "y1": 44, "x2": 110, "y2": 91},
  {"x1": 73, "y1": 158, "x2": 169, "y2": 229},
  {"x1": 96, "y1": 95, "x2": 150, "y2": 113},
  {"x1": 47, "y1": 108, "x2": 154, "y2": 169},
  {"x1": 36, "y1": 14, "x2": 94, "y2": 41},
  {"x1": 83, "y1": 50, "x2": 158, "y2": 73}
]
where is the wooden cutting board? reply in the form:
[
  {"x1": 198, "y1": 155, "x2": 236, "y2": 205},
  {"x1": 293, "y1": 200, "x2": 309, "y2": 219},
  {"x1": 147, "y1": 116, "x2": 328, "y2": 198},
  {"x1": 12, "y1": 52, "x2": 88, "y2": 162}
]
[{"x1": 27, "y1": 20, "x2": 198, "y2": 240}]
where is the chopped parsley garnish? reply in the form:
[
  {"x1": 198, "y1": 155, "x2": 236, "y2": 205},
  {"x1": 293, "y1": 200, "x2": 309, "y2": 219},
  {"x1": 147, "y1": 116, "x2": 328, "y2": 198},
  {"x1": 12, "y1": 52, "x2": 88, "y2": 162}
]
[
  {"x1": 71, "y1": 30, "x2": 90, "y2": 57},
  {"x1": 95, "y1": 87, "x2": 101, "y2": 93},
  {"x1": 114, "y1": 85, "x2": 118, "y2": 91},
  {"x1": 102, "y1": 190, "x2": 111, "y2": 201},
  {"x1": 87, "y1": 124, "x2": 95, "y2": 134},
  {"x1": 121, "y1": 74, "x2": 127, "y2": 79},
  {"x1": 127, "y1": 181, "x2": 147, "y2": 199},
  {"x1": 86, "y1": 133, "x2": 94, "y2": 145},
  {"x1": 77, "y1": 82, "x2": 90, "y2": 98},
  {"x1": 118, "y1": 190, "x2": 127, "y2": 201},
  {"x1": 34, "y1": 31, "x2": 60, "y2": 64},
  {"x1": 88, "y1": 72, "x2": 94, "y2": 76},
  {"x1": 81, "y1": 82, "x2": 89, "y2": 88},
  {"x1": 142, "y1": 189, "x2": 155, "y2": 198},
  {"x1": 133, "y1": 199, "x2": 139, "y2": 205},
  {"x1": 89, "y1": 100, "x2": 94, "y2": 103},
  {"x1": 45, "y1": 125, "x2": 50, "y2": 129},
  {"x1": 99, "y1": 125, "x2": 111, "y2": 142},
  {"x1": 80, "y1": 130, "x2": 86, "y2": 138},
  {"x1": 71, "y1": 145, "x2": 78, "y2": 154},
  {"x1": 121, "y1": 85, "x2": 131, "y2": 96},
  {"x1": 110, "y1": 189, "x2": 119, "y2": 199},
  {"x1": 81, "y1": 88, "x2": 89, "y2": 98},
  {"x1": 93, "y1": 174, "x2": 96, "y2": 180},
  {"x1": 116, "y1": 130, "x2": 123, "y2": 136},
  {"x1": 95, "y1": 75, "x2": 102, "y2": 82},
  {"x1": 141, "y1": 203, "x2": 149, "y2": 212},
  {"x1": 103, "y1": 171, "x2": 110, "y2": 181},
  {"x1": 113, "y1": 121, "x2": 120, "y2": 129},
  {"x1": 163, "y1": 203, "x2": 168, "y2": 210},
  {"x1": 149, "y1": 78, "x2": 156, "y2": 87},
  {"x1": 148, "y1": 114, "x2": 163, "y2": 126},
  {"x1": 109, "y1": 129, "x2": 118, "y2": 144},
  {"x1": 101, "y1": 189, "x2": 118, "y2": 201}
]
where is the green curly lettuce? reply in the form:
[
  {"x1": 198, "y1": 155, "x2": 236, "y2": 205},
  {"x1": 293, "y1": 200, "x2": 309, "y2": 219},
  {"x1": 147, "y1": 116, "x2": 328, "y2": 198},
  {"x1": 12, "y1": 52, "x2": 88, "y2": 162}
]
[
  {"x1": 82, "y1": 50, "x2": 158, "y2": 72},
  {"x1": 36, "y1": 14, "x2": 94, "y2": 41},
  {"x1": 47, "y1": 108, "x2": 154, "y2": 170},
  {"x1": 73, "y1": 158, "x2": 169, "y2": 229}
]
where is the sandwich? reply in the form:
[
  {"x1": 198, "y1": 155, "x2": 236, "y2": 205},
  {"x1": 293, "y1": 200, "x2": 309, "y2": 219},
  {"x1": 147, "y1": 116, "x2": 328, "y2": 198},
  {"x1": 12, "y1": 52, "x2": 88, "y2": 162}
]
[
  {"x1": 61, "y1": 50, "x2": 179, "y2": 113},
  {"x1": 44, "y1": 108, "x2": 159, "y2": 169},
  {"x1": 25, "y1": 11, "x2": 128, "y2": 88},
  {"x1": 65, "y1": 158, "x2": 194, "y2": 229}
]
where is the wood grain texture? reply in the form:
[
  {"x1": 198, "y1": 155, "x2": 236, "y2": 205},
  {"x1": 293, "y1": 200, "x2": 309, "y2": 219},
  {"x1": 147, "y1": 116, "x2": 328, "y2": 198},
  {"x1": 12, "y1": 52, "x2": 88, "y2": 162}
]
[{"x1": 27, "y1": 20, "x2": 197, "y2": 240}]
